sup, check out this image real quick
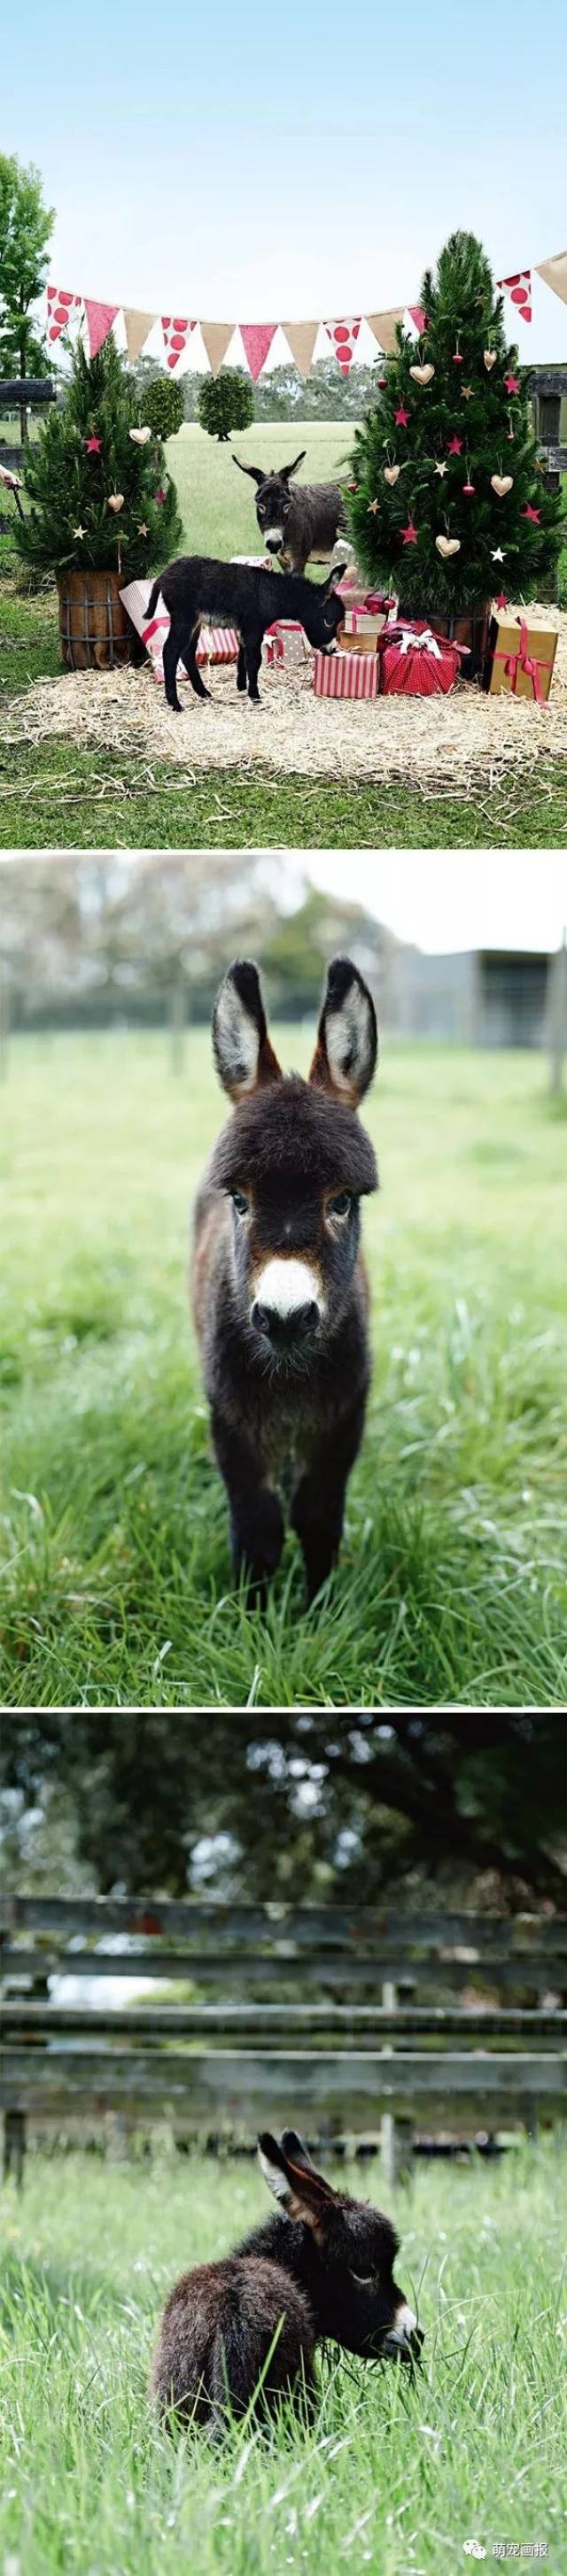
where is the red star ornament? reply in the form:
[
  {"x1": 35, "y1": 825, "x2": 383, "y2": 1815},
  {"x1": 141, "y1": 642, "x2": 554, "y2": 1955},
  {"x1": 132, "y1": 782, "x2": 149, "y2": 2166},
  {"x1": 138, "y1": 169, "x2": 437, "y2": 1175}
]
[
  {"x1": 495, "y1": 591, "x2": 509, "y2": 608},
  {"x1": 504, "y1": 373, "x2": 520, "y2": 395},
  {"x1": 155, "y1": 487, "x2": 167, "y2": 505},
  {"x1": 447, "y1": 435, "x2": 462, "y2": 455},
  {"x1": 401, "y1": 520, "x2": 418, "y2": 544},
  {"x1": 522, "y1": 504, "x2": 540, "y2": 522},
  {"x1": 85, "y1": 434, "x2": 102, "y2": 453},
  {"x1": 394, "y1": 405, "x2": 410, "y2": 427}
]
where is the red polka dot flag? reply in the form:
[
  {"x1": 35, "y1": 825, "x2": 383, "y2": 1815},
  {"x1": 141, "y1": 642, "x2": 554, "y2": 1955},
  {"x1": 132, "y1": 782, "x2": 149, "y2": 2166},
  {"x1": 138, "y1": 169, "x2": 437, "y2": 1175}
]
[
  {"x1": 47, "y1": 287, "x2": 82, "y2": 344},
  {"x1": 496, "y1": 269, "x2": 532, "y2": 323},
  {"x1": 161, "y1": 317, "x2": 196, "y2": 370},
  {"x1": 323, "y1": 317, "x2": 361, "y2": 375}
]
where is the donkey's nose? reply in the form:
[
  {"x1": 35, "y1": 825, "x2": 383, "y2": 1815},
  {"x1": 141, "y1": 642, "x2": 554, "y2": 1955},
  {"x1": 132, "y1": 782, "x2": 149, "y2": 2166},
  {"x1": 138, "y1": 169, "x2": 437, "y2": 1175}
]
[{"x1": 252, "y1": 1299, "x2": 319, "y2": 1344}]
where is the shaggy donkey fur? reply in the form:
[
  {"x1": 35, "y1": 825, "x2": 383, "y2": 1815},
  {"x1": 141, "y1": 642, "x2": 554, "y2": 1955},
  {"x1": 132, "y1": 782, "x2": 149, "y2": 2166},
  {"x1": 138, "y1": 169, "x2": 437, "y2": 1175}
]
[
  {"x1": 233, "y1": 448, "x2": 346, "y2": 574},
  {"x1": 151, "y1": 2127, "x2": 423, "y2": 2434},
  {"x1": 190, "y1": 955, "x2": 378, "y2": 1601},
  {"x1": 144, "y1": 557, "x2": 345, "y2": 707}
]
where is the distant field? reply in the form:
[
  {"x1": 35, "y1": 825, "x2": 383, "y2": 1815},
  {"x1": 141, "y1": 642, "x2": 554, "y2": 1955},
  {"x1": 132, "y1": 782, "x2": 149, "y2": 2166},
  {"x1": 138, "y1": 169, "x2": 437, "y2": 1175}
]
[
  {"x1": 1, "y1": 1028, "x2": 565, "y2": 1709},
  {"x1": 1, "y1": 2143, "x2": 565, "y2": 2576}
]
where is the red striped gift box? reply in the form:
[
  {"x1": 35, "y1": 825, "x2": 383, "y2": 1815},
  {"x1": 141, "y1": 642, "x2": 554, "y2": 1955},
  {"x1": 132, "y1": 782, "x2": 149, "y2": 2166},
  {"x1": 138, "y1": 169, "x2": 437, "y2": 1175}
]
[
  {"x1": 120, "y1": 579, "x2": 238, "y2": 682},
  {"x1": 313, "y1": 650, "x2": 379, "y2": 699}
]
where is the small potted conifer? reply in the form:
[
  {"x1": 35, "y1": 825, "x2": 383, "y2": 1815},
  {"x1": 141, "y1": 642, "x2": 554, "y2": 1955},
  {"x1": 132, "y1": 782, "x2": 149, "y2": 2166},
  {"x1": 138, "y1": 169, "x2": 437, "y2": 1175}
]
[{"x1": 15, "y1": 336, "x2": 182, "y2": 667}]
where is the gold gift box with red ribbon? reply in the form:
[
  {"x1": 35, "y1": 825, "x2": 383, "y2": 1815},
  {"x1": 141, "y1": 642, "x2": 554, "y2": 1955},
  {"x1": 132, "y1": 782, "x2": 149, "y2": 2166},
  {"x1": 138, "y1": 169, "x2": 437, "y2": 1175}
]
[{"x1": 485, "y1": 613, "x2": 557, "y2": 703}]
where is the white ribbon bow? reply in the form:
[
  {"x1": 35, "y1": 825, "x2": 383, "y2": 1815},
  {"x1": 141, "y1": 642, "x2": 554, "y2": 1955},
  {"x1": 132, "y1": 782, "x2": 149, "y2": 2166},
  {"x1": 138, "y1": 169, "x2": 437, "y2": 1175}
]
[{"x1": 397, "y1": 626, "x2": 442, "y2": 658}]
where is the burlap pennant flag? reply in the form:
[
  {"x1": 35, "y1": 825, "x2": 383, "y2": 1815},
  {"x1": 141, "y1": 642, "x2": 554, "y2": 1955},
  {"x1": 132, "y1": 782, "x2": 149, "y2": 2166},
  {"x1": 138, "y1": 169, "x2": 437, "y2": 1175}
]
[
  {"x1": 199, "y1": 320, "x2": 235, "y2": 375},
  {"x1": 123, "y1": 308, "x2": 158, "y2": 364},
  {"x1": 84, "y1": 300, "x2": 120, "y2": 358},
  {"x1": 366, "y1": 308, "x2": 404, "y2": 353},
  {"x1": 536, "y1": 250, "x2": 567, "y2": 306},
  {"x1": 281, "y1": 320, "x2": 320, "y2": 374}
]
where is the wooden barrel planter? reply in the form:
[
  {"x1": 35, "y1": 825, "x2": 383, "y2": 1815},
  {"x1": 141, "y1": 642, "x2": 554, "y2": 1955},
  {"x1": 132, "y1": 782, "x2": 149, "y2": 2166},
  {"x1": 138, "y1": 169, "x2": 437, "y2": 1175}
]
[
  {"x1": 57, "y1": 567, "x2": 131, "y2": 671},
  {"x1": 429, "y1": 605, "x2": 492, "y2": 680}
]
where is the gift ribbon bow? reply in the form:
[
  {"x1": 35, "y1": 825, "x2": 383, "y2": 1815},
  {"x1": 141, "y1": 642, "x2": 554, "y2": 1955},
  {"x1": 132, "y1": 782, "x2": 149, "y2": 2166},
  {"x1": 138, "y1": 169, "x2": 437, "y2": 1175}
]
[
  {"x1": 495, "y1": 617, "x2": 548, "y2": 703},
  {"x1": 396, "y1": 624, "x2": 442, "y2": 659}
]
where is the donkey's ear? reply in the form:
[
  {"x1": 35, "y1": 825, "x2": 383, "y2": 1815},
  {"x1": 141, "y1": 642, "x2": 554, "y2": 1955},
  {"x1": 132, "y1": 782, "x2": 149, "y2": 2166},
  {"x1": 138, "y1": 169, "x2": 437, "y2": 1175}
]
[
  {"x1": 213, "y1": 960, "x2": 282, "y2": 1102},
  {"x1": 280, "y1": 2127, "x2": 316, "y2": 2171},
  {"x1": 309, "y1": 957, "x2": 377, "y2": 1106},
  {"x1": 232, "y1": 454, "x2": 266, "y2": 486},
  {"x1": 258, "y1": 2131, "x2": 336, "y2": 2234},
  {"x1": 281, "y1": 451, "x2": 307, "y2": 482}
]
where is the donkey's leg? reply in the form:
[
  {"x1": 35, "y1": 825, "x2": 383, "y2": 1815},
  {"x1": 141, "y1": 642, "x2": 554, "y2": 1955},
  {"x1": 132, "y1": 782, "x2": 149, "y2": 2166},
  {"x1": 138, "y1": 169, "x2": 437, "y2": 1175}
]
[
  {"x1": 211, "y1": 1407, "x2": 284, "y2": 1600},
  {"x1": 162, "y1": 622, "x2": 188, "y2": 713},
  {"x1": 183, "y1": 627, "x2": 211, "y2": 700},
  {"x1": 243, "y1": 629, "x2": 263, "y2": 703},
  {"x1": 291, "y1": 1400, "x2": 366, "y2": 1603},
  {"x1": 237, "y1": 640, "x2": 247, "y2": 691}
]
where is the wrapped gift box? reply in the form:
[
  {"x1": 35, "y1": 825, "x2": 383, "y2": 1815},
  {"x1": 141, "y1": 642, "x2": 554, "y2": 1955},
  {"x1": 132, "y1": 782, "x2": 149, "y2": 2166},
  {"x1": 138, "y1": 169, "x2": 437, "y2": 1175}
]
[
  {"x1": 120, "y1": 578, "x2": 238, "y2": 683},
  {"x1": 379, "y1": 620, "x2": 461, "y2": 697},
  {"x1": 485, "y1": 613, "x2": 557, "y2": 702},
  {"x1": 263, "y1": 620, "x2": 309, "y2": 668},
  {"x1": 343, "y1": 606, "x2": 387, "y2": 652},
  {"x1": 314, "y1": 650, "x2": 379, "y2": 699}
]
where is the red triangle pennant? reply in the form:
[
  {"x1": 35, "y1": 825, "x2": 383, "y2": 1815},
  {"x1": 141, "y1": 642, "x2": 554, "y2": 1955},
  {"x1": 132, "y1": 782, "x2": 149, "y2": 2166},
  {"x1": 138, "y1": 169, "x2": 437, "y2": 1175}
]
[
  {"x1": 84, "y1": 299, "x2": 120, "y2": 358},
  {"x1": 47, "y1": 286, "x2": 82, "y2": 344},
  {"x1": 161, "y1": 316, "x2": 196, "y2": 370},
  {"x1": 408, "y1": 304, "x2": 428, "y2": 334},
  {"x1": 239, "y1": 323, "x2": 276, "y2": 380}
]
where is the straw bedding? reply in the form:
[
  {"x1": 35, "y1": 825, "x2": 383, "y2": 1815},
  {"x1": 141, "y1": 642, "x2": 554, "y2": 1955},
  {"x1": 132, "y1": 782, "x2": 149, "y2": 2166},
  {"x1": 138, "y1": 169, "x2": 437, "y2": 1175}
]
[{"x1": 4, "y1": 606, "x2": 566, "y2": 798}]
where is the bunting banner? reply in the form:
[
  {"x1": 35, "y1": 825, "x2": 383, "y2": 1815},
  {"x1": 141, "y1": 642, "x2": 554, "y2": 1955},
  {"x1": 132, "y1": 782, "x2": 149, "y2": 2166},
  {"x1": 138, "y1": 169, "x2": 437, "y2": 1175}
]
[
  {"x1": 497, "y1": 270, "x2": 532, "y2": 323},
  {"x1": 122, "y1": 307, "x2": 158, "y2": 363},
  {"x1": 323, "y1": 317, "x2": 361, "y2": 374},
  {"x1": 366, "y1": 308, "x2": 405, "y2": 353},
  {"x1": 84, "y1": 298, "x2": 120, "y2": 358},
  {"x1": 47, "y1": 286, "x2": 82, "y2": 344},
  {"x1": 161, "y1": 316, "x2": 196, "y2": 370},
  {"x1": 45, "y1": 244, "x2": 566, "y2": 382},
  {"x1": 535, "y1": 250, "x2": 567, "y2": 308}
]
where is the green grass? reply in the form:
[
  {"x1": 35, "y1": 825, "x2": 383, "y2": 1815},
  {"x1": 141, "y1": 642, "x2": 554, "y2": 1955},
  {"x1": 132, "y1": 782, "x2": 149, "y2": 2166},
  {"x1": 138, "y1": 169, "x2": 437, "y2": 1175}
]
[
  {"x1": 2, "y1": 427, "x2": 565, "y2": 849},
  {"x1": 1, "y1": 1029, "x2": 566, "y2": 1710},
  {"x1": 1, "y1": 2143, "x2": 566, "y2": 2574}
]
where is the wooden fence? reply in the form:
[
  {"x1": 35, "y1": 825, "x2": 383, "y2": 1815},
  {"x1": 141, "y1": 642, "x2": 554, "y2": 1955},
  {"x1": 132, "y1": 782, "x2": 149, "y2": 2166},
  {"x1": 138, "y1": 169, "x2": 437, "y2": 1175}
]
[{"x1": 2, "y1": 1899, "x2": 565, "y2": 2183}]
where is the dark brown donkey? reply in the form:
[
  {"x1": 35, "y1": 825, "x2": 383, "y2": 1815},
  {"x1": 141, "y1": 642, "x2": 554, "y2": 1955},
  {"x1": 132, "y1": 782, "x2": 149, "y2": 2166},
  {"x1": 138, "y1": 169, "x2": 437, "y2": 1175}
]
[
  {"x1": 191, "y1": 956, "x2": 378, "y2": 1601},
  {"x1": 232, "y1": 449, "x2": 347, "y2": 573},
  {"x1": 151, "y1": 2127, "x2": 423, "y2": 2433}
]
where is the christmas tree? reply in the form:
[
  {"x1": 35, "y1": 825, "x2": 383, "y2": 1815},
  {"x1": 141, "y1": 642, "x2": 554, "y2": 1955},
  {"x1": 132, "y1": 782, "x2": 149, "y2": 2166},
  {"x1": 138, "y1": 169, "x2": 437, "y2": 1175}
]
[
  {"x1": 16, "y1": 334, "x2": 182, "y2": 582},
  {"x1": 348, "y1": 231, "x2": 564, "y2": 621}
]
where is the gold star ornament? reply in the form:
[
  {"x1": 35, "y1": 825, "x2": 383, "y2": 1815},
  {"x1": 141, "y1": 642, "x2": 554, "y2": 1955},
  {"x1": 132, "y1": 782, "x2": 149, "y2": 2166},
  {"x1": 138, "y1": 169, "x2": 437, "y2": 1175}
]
[
  {"x1": 137, "y1": 522, "x2": 149, "y2": 536},
  {"x1": 367, "y1": 498, "x2": 379, "y2": 514},
  {"x1": 73, "y1": 523, "x2": 86, "y2": 539},
  {"x1": 461, "y1": 384, "x2": 473, "y2": 399}
]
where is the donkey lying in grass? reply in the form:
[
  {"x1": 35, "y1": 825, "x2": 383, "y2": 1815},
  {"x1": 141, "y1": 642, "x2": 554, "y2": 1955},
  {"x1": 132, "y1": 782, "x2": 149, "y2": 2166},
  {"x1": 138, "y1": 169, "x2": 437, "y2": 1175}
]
[
  {"x1": 144, "y1": 557, "x2": 346, "y2": 706},
  {"x1": 151, "y1": 2127, "x2": 423, "y2": 2433},
  {"x1": 232, "y1": 449, "x2": 347, "y2": 574},
  {"x1": 191, "y1": 955, "x2": 378, "y2": 1601}
]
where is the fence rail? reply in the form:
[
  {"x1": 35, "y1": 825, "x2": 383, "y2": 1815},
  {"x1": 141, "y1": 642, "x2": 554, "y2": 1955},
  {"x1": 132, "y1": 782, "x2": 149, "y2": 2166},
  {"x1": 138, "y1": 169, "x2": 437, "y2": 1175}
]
[{"x1": 2, "y1": 1903, "x2": 565, "y2": 2182}]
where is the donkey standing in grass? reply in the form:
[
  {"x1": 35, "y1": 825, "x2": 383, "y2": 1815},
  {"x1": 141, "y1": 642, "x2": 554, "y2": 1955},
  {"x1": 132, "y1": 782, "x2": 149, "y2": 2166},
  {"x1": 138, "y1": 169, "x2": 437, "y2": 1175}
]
[
  {"x1": 151, "y1": 2127, "x2": 423, "y2": 2433},
  {"x1": 232, "y1": 450, "x2": 347, "y2": 574},
  {"x1": 190, "y1": 955, "x2": 378, "y2": 1601}
]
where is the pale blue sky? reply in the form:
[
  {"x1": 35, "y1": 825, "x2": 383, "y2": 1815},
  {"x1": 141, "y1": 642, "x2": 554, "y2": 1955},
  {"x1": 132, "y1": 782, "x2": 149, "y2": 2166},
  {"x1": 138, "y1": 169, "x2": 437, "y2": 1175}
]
[{"x1": 6, "y1": 0, "x2": 567, "y2": 360}]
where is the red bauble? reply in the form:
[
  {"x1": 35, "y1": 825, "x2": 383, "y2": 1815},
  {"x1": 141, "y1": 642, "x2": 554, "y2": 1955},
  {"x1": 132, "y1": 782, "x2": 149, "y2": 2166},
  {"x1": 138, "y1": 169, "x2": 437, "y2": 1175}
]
[
  {"x1": 453, "y1": 351, "x2": 463, "y2": 365},
  {"x1": 462, "y1": 480, "x2": 476, "y2": 494}
]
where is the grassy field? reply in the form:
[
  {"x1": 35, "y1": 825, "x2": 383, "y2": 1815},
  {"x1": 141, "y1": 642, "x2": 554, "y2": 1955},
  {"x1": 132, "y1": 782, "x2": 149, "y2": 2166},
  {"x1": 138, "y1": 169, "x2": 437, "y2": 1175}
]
[
  {"x1": 1, "y1": 2142, "x2": 565, "y2": 2575},
  {"x1": 1, "y1": 427, "x2": 566, "y2": 848},
  {"x1": 1, "y1": 1027, "x2": 566, "y2": 1710}
]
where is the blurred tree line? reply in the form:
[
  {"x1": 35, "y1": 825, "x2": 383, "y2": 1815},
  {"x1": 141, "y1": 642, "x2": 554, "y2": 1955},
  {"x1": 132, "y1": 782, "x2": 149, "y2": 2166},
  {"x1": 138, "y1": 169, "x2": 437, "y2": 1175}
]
[
  {"x1": 132, "y1": 354, "x2": 380, "y2": 428},
  {"x1": 1, "y1": 1716, "x2": 564, "y2": 1909},
  {"x1": 0, "y1": 857, "x2": 396, "y2": 1060}
]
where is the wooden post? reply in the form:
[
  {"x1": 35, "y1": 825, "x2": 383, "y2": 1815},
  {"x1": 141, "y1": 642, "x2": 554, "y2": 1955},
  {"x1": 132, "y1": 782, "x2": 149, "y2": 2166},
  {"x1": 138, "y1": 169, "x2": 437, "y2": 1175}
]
[
  {"x1": 4, "y1": 2108, "x2": 26, "y2": 2187},
  {"x1": 548, "y1": 930, "x2": 567, "y2": 1099},
  {"x1": 380, "y1": 1979, "x2": 413, "y2": 2189}
]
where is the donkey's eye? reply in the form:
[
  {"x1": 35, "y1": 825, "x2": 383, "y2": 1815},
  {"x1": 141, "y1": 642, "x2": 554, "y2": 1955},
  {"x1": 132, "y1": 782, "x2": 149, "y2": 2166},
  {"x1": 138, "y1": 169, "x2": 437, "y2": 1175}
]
[
  {"x1": 328, "y1": 1191, "x2": 353, "y2": 1219},
  {"x1": 230, "y1": 1189, "x2": 249, "y2": 1217}
]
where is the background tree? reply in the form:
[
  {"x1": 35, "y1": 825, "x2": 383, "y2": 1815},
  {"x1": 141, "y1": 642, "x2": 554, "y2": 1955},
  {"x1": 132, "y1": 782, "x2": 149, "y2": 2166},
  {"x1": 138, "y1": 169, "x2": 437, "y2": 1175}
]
[
  {"x1": 2, "y1": 1716, "x2": 564, "y2": 1909},
  {"x1": 0, "y1": 156, "x2": 53, "y2": 443},
  {"x1": 143, "y1": 375, "x2": 185, "y2": 443},
  {"x1": 198, "y1": 367, "x2": 254, "y2": 443},
  {"x1": 348, "y1": 231, "x2": 565, "y2": 618},
  {"x1": 14, "y1": 335, "x2": 182, "y2": 582}
]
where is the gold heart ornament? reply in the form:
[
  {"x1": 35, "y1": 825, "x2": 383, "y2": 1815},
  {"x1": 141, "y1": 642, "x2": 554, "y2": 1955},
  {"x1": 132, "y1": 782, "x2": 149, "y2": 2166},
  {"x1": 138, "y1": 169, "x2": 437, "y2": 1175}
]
[
  {"x1": 491, "y1": 473, "x2": 514, "y2": 496},
  {"x1": 435, "y1": 534, "x2": 461, "y2": 558},
  {"x1": 409, "y1": 363, "x2": 435, "y2": 385}
]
